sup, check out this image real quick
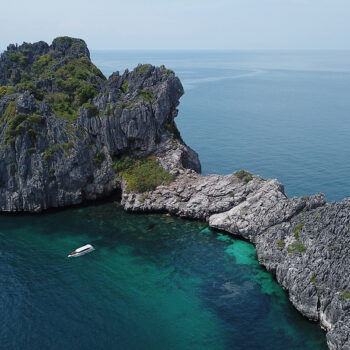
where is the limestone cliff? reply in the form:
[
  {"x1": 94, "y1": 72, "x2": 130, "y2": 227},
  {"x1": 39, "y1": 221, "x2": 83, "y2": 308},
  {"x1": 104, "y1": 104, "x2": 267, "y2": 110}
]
[{"x1": 0, "y1": 37, "x2": 200, "y2": 211}]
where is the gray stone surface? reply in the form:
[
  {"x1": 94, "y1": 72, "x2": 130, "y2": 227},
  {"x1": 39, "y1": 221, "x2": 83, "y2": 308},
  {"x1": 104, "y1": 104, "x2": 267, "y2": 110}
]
[{"x1": 0, "y1": 40, "x2": 199, "y2": 211}]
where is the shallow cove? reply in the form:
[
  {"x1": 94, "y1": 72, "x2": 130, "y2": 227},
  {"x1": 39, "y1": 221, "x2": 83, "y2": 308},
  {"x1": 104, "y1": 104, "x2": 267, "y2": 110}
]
[{"x1": 0, "y1": 203, "x2": 327, "y2": 349}]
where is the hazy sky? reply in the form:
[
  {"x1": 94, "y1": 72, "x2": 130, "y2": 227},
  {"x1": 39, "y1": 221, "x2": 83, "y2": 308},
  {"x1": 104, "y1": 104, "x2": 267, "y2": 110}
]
[{"x1": 1, "y1": 0, "x2": 350, "y2": 50}]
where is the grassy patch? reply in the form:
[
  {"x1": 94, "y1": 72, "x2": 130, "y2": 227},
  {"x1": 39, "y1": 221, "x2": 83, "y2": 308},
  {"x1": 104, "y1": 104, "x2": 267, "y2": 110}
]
[
  {"x1": 277, "y1": 240, "x2": 285, "y2": 248},
  {"x1": 0, "y1": 86, "x2": 15, "y2": 97},
  {"x1": 93, "y1": 151, "x2": 106, "y2": 168},
  {"x1": 161, "y1": 66, "x2": 174, "y2": 75},
  {"x1": 118, "y1": 156, "x2": 176, "y2": 193},
  {"x1": 287, "y1": 242, "x2": 307, "y2": 254},
  {"x1": 137, "y1": 64, "x2": 151, "y2": 76},
  {"x1": 229, "y1": 192, "x2": 235, "y2": 198},
  {"x1": 113, "y1": 156, "x2": 135, "y2": 173},
  {"x1": 342, "y1": 292, "x2": 350, "y2": 299},
  {"x1": 302, "y1": 195, "x2": 310, "y2": 200},
  {"x1": 44, "y1": 56, "x2": 104, "y2": 119},
  {"x1": 3, "y1": 113, "x2": 28, "y2": 145},
  {"x1": 27, "y1": 113, "x2": 44, "y2": 125},
  {"x1": 293, "y1": 222, "x2": 305, "y2": 240},
  {"x1": 139, "y1": 89, "x2": 154, "y2": 102},
  {"x1": 44, "y1": 144, "x2": 60, "y2": 159},
  {"x1": 61, "y1": 142, "x2": 74, "y2": 156},
  {"x1": 47, "y1": 93, "x2": 77, "y2": 121},
  {"x1": 310, "y1": 274, "x2": 316, "y2": 283},
  {"x1": 121, "y1": 80, "x2": 129, "y2": 93},
  {"x1": 139, "y1": 194, "x2": 149, "y2": 203},
  {"x1": 0, "y1": 101, "x2": 16, "y2": 125},
  {"x1": 235, "y1": 170, "x2": 253, "y2": 183},
  {"x1": 32, "y1": 54, "x2": 52, "y2": 74},
  {"x1": 82, "y1": 103, "x2": 98, "y2": 117}
]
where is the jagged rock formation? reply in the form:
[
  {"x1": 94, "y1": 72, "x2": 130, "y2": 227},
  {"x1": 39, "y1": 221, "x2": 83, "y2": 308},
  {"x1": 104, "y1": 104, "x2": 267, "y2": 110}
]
[
  {"x1": 0, "y1": 37, "x2": 200, "y2": 211},
  {"x1": 1, "y1": 37, "x2": 349, "y2": 349},
  {"x1": 122, "y1": 168, "x2": 350, "y2": 349}
]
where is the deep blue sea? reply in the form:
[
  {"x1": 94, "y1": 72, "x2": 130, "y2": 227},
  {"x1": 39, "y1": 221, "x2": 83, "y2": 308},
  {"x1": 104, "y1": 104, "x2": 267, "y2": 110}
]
[
  {"x1": 2, "y1": 50, "x2": 350, "y2": 350},
  {"x1": 92, "y1": 50, "x2": 350, "y2": 202}
]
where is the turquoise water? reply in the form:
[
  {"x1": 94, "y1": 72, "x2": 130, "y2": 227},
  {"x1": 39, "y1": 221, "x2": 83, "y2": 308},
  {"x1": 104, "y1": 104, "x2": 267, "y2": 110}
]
[
  {"x1": 0, "y1": 204, "x2": 327, "y2": 349},
  {"x1": 3, "y1": 51, "x2": 348, "y2": 349},
  {"x1": 92, "y1": 50, "x2": 350, "y2": 202}
]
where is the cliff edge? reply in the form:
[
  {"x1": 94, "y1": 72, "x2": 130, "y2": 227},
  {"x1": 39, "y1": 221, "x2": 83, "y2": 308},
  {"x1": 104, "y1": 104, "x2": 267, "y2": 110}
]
[{"x1": 0, "y1": 37, "x2": 200, "y2": 211}]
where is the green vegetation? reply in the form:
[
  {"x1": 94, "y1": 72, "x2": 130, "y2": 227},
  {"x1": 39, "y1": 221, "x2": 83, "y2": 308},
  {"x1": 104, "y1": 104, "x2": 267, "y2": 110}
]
[
  {"x1": 0, "y1": 86, "x2": 15, "y2": 97},
  {"x1": 277, "y1": 240, "x2": 285, "y2": 248},
  {"x1": 328, "y1": 246, "x2": 334, "y2": 251},
  {"x1": 8, "y1": 52, "x2": 28, "y2": 67},
  {"x1": 4, "y1": 113, "x2": 28, "y2": 144},
  {"x1": 0, "y1": 101, "x2": 16, "y2": 124},
  {"x1": 74, "y1": 85, "x2": 97, "y2": 106},
  {"x1": 229, "y1": 192, "x2": 235, "y2": 198},
  {"x1": 53, "y1": 36, "x2": 72, "y2": 45},
  {"x1": 139, "y1": 194, "x2": 149, "y2": 203},
  {"x1": 47, "y1": 93, "x2": 77, "y2": 121},
  {"x1": 0, "y1": 102, "x2": 40, "y2": 148},
  {"x1": 15, "y1": 80, "x2": 44, "y2": 100},
  {"x1": 44, "y1": 144, "x2": 60, "y2": 159},
  {"x1": 161, "y1": 66, "x2": 174, "y2": 75},
  {"x1": 115, "y1": 101, "x2": 132, "y2": 110},
  {"x1": 310, "y1": 274, "x2": 316, "y2": 283},
  {"x1": 112, "y1": 156, "x2": 135, "y2": 173},
  {"x1": 235, "y1": 170, "x2": 253, "y2": 183},
  {"x1": 32, "y1": 54, "x2": 52, "y2": 74},
  {"x1": 302, "y1": 196, "x2": 310, "y2": 200},
  {"x1": 54, "y1": 56, "x2": 104, "y2": 82},
  {"x1": 165, "y1": 121, "x2": 182, "y2": 140},
  {"x1": 28, "y1": 147, "x2": 36, "y2": 153},
  {"x1": 105, "y1": 103, "x2": 113, "y2": 117},
  {"x1": 82, "y1": 102, "x2": 98, "y2": 117},
  {"x1": 40, "y1": 56, "x2": 104, "y2": 120},
  {"x1": 293, "y1": 222, "x2": 304, "y2": 240},
  {"x1": 93, "y1": 151, "x2": 106, "y2": 168},
  {"x1": 137, "y1": 64, "x2": 151, "y2": 76},
  {"x1": 342, "y1": 292, "x2": 350, "y2": 299},
  {"x1": 116, "y1": 156, "x2": 176, "y2": 193},
  {"x1": 121, "y1": 80, "x2": 129, "y2": 93},
  {"x1": 139, "y1": 89, "x2": 154, "y2": 102},
  {"x1": 27, "y1": 113, "x2": 44, "y2": 124},
  {"x1": 61, "y1": 142, "x2": 74, "y2": 156},
  {"x1": 287, "y1": 242, "x2": 307, "y2": 254}
]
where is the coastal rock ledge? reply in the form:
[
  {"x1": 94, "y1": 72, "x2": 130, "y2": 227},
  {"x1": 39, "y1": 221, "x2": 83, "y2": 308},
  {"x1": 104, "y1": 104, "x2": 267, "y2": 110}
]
[{"x1": 0, "y1": 37, "x2": 349, "y2": 349}]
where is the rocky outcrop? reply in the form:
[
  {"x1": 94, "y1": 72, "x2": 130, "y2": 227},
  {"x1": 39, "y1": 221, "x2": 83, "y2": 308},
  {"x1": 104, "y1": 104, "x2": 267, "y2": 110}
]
[
  {"x1": 121, "y1": 168, "x2": 349, "y2": 349},
  {"x1": 1, "y1": 37, "x2": 349, "y2": 349},
  {"x1": 0, "y1": 37, "x2": 200, "y2": 211}
]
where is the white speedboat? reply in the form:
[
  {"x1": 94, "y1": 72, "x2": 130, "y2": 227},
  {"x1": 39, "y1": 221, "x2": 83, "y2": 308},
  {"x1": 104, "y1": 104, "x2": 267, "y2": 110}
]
[{"x1": 68, "y1": 244, "x2": 95, "y2": 258}]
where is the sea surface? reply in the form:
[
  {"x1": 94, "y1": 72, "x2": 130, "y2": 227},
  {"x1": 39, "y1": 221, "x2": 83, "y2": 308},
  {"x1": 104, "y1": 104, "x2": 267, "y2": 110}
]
[
  {"x1": 0, "y1": 205, "x2": 327, "y2": 350},
  {"x1": 92, "y1": 50, "x2": 350, "y2": 202},
  {"x1": 2, "y1": 50, "x2": 350, "y2": 349}
]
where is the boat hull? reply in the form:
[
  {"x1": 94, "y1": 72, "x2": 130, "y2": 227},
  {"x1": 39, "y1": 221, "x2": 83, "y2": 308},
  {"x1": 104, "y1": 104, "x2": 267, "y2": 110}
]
[{"x1": 68, "y1": 247, "x2": 95, "y2": 258}]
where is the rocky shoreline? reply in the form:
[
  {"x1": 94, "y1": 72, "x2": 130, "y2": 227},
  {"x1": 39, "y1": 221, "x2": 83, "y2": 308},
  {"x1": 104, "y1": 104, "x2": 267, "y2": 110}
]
[
  {"x1": 0, "y1": 37, "x2": 349, "y2": 349},
  {"x1": 121, "y1": 163, "x2": 350, "y2": 349}
]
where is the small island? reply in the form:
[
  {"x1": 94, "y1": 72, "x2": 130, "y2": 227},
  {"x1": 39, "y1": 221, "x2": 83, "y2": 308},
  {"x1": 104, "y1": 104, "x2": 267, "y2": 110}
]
[{"x1": 0, "y1": 37, "x2": 349, "y2": 349}]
